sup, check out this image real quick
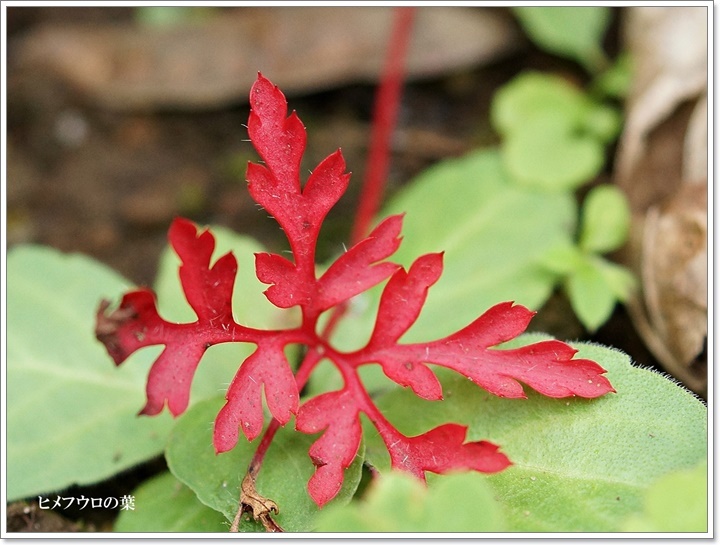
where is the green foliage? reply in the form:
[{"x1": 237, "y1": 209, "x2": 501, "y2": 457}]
[
  {"x1": 564, "y1": 256, "x2": 635, "y2": 331},
  {"x1": 512, "y1": 7, "x2": 611, "y2": 72},
  {"x1": 579, "y1": 185, "x2": 631, "y2": 253},
  {"x1": 316, "y1": 472, "x2": 506, "y2": 532},
  {"x1": 361, "y1": 339, "x2": 706, "y2": 532},
  {"x1": 490, "y1": 70, "x2": 632, "y2": 330},
  {"x1": 621, "y1": 461, "x2": 708, "y2": 533},
  {"x1": 165, "y1": 396, "x2": 365, "y2": 532},
  {"x1": 491, "y1": 72, "x2": 621, "y2": 191},
  {"x1": 545, "y1": 184, "x2": 636, "y2": 331},
  {"x1": 6, "y1": 246, "x2": 173, "y2": 501},
  {"x1": 114, "y1": 472, "x2": 228, "y2": 532}
]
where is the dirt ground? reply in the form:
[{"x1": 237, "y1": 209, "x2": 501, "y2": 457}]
[{"x1": 5, "y1": 6, "x2": 705, "y2": 532}]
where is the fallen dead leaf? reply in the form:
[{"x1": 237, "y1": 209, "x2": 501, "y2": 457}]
[
  {"x1": 12, "y1": 6, "x2": 520, "y2": 111},
  {"x1": 614, "y1": 6, "x2": 708, "y2": 393}
]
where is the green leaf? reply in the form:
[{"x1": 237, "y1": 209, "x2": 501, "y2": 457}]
[
  {"x1": 595, "y1": 258, "x2": 637, "y2": 301},
  {"x1": 513, "y1": 7, "x2": 611, "y2": 72},
  {"x1": 165, "y1": 396, "x2": 364, "y2": 532},
  {"x1": 502, "y1": 118, "x2": 605, "y2": 191},
  {"x1": 491, "y1": 74, "x2": 611, "y2": 191},
  {"x1": 491, "y1": 72, "x2": 587, "y2": 137},
  {"x1": 316, "y1": 471, "x2": 506, "y2": 532},
  {"x1": 364, "y1": 340, "x2": 707, "y2": 532},
  {"x1": 565, "y1": 257, "x2": 619, "y2": 331},
  {"x1": 579, "y1": 185, "x2": 631, "y2": 253},
  {"x1": 621, "y1": 461, "x2": 708, "y2": 533},
  {"x1": 114, "y1": 472, "x2": 228, "y2": 532},
  {"x1": 536, "y1": 241, "x2": 586, "y2": 276},
  {"x1": 580, "y1": 103, "x2": 623, "y2": 143},
  {"x1": 565, "y1": 255, "x2": 636, "y2": 331},
  {"x1": 7, "y1": 246, "x2": 174, "y2": 501}
]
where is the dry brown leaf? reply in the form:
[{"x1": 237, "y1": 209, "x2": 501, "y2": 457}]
[
  {"x1": 13, "y1": 7, "x2": 520, "y2": 111},
  {"x1": 230, "y1": 473, "x2": 282, "y2": 533},
  {"x1": 614, "y1": 6, "x2": 708, "y2": 393}
]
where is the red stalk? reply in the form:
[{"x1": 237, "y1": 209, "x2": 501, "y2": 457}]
[{"x1": 350, "y1": 7, "x2": 416, "y2": 244}]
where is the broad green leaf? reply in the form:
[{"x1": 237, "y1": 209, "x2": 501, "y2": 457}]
[
  {"x1": 316, "y1": 472, "x2": 506, "y2": 532},
  {"x1": 579, "y1": 185, "x2": 631, "y2": 253},
  {"x1": 165, "y1": 396, "x2": 364, "y2": 532},
  {"x1": 502, "y1": 119, "x2": 605, "y2": 191},
  {"x1": 114, "y1": 472, "x2": 228, "y2": 532},
  {"x1": 7, "y1": 246, "x2": 174, "y2": 501},
  {"x1": 621, "y1": 461, "x2": 708, "y2": 533},
  {"x1": 364, "y1": 340, "x2": 707, "y2": 532},
  {"x1": 513, "y1": 7, "x2": 611, "y2": 72},
  {"x1": 491, "y1": 72, "x2": 587, "y2": 137}
]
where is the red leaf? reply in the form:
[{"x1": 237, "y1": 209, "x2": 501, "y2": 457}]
[
  {"x1": 316, "y1": 214, "x2": 403, "y2": 312},
  {"x1": 362, "y1": 260, "x2": 615, "y2": 400},
  {"x1": 247, "y1": 77, "x2": 349, "y2": 266},
  {"x1": 409, "y1": 302, "x2": 615, "y2": 399},
  {"x1": 96, "y1": 74, "x2": 615, "y2": 511},
  {"x1": 254, "y1": 252, "x2": 310, "y2": 308},
  {"x1": 296, "y1": 390, "x2": 362, "y2": 507},
  {"x1": 248, "y1": 73, "x2": 305, "y2": 194},
  {"x1": 169, "y1": 218, "x2": 237, "y2": 323},
  {"x1": 368, "y1": 252, "x2": 443, "y2": 347},
  {"x1": 303, "y1": 149, "x2": 351, "y2": 226},
  {"x1": 95, "y1": 217, "x2": 302, "y2": 419},
  {"x1": 214, "y1": 340, "x2": 299, "y2": 448},
  {"x1": 391, "y1": 424, "x2": 511, "y2": 478}
]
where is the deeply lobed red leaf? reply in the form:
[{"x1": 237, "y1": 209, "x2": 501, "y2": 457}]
[
  {"x1": 214, "y1": 339, "x2": 299, "y2": 448},
  {"x1": 96, "y1": 73, "x2": 615, "y2": 511},
  {"x1": 295, "y1": 390, "x2": 363, "y2": 507},
  {"x1": 392, "y1": 424, "x2": 511, "y2": 478}
]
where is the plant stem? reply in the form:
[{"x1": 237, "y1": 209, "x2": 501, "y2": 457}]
[{"x1": 350, "y1": 6, "x2": 416, "y2": 244}]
